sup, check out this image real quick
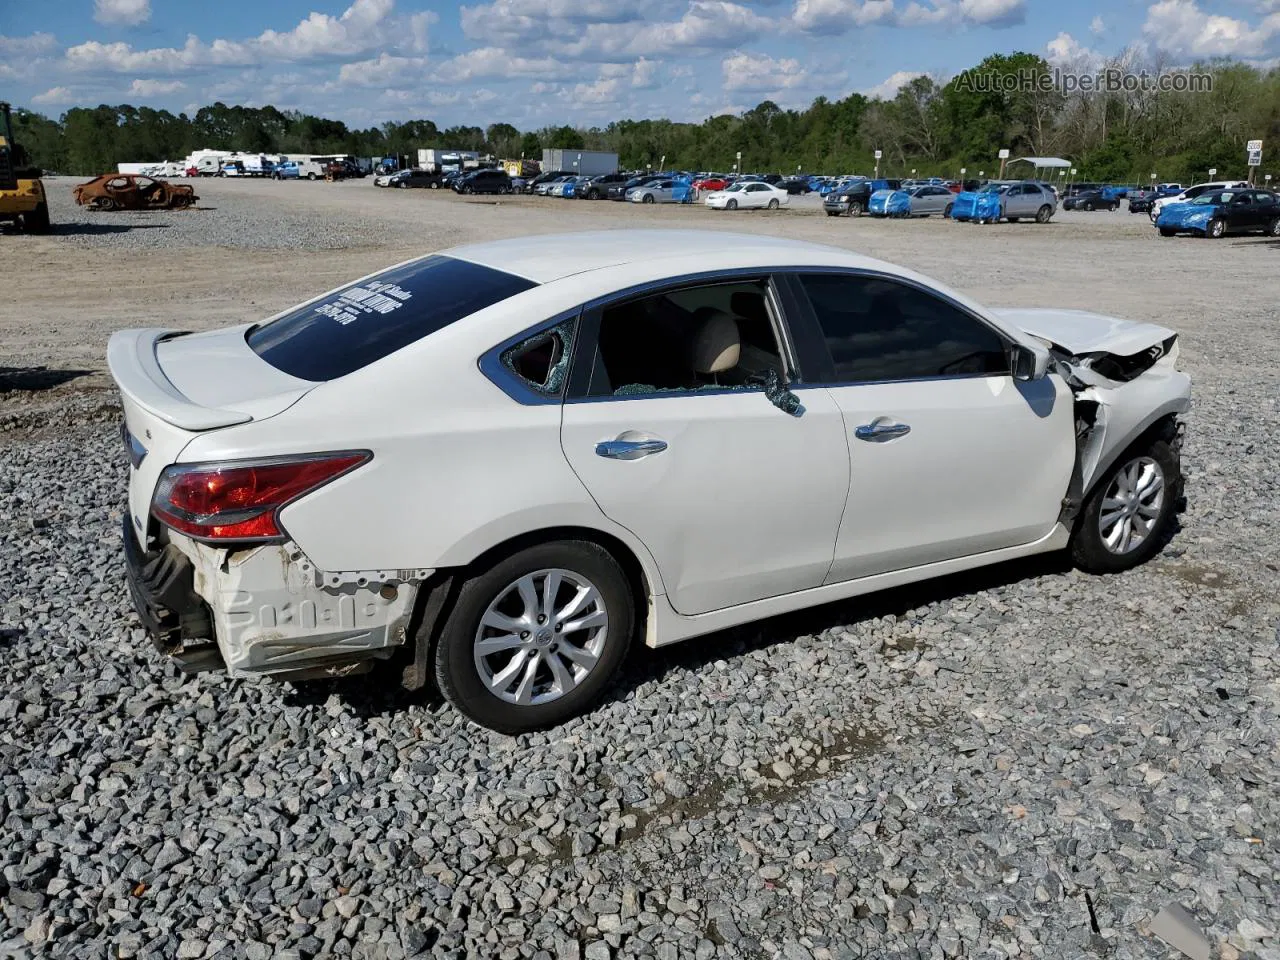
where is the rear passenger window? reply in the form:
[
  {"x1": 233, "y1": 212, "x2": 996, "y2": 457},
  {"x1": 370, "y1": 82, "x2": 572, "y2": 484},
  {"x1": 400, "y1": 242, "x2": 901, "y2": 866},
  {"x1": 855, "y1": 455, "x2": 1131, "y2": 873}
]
[
  {"x1": 797, "y1": 274, "x2": 1009, "y2": 383},
  {"x1": 501, "y1": 320, "x2": 575, "y2": 396}
]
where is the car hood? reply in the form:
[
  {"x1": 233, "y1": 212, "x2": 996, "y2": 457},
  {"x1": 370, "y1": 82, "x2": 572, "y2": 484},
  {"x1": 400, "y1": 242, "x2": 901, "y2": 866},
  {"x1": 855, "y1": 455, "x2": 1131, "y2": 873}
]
[{"x1": 990, "y1": 308, "x2": 1176, "y2": 357}]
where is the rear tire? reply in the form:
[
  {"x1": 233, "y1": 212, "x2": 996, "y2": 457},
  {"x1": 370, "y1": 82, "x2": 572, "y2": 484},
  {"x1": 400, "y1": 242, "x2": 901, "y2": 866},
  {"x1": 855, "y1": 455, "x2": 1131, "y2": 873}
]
[
  {"x1": 308, "y1": 173, "x2": 318, "y2": 181},
  {"x1": 1207, "y1": 219, "x2": 1224, "y2": 239},
  {"x1": 1035, "y1": 205, "x2": 1052, "y2": 223},
  {"x1": 944, "y1": 203, "x2": 953, "y2": 218},
  {"x1": 1267, "y1": 217, "x2": 1280, "y2": 237},
  {"x1": 93, "y1": 197, "x2": 117, "y2": 211},
  {"x1": 1071, "y1": 438, "x2": 1179, "y2": 574},
  {"x1": 767, "y1": 198, "x2": 779, "y2": 210},
  {"x1": 433, "y1": 541, "x2": 635, "y2": 733}
]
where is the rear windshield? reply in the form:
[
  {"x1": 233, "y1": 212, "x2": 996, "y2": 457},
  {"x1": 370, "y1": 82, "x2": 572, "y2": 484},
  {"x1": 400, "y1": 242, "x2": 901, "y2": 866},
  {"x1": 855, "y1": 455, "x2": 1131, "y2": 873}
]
[{"x1": 247, "y1": 255, "x2": 536, "y2": 381}]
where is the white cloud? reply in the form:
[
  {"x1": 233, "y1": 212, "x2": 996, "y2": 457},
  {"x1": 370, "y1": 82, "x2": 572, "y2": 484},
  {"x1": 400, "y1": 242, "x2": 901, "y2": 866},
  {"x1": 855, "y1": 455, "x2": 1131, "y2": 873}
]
[
  {"x1": 793, "y1": 0, "x2": 1023, "y2": 31},
  {"x1": 95, "y1": 0, "x2": 151, "y2": 25},
  {"x1": 1045, "y1": 31, "x2": 1104, "y2": 68},
  {"x1": 862, "y1": 69, "x2": 924, "y2": 99},
  {"x1": 461, "y1": 0, "x2": 776, "y2": 61},
  {"x1": 1090, "y1": 14, "x2": 1105, "y2": 35},
  {"x1": 572, "y1": 77, "x2": 623, "y2": 102},
  {"x1": 1142, "y1": 0, "x2": 1280, "y2": 57},
  {"x1": 32, "y1": 86, "x2": 75, "y2": 105},
  {"x1": 722, "y1": 51, "x2": 809, "y2": 91},
  {"x1": 66, "y1": 0, "x2": 432, "y2": 74},
  {"x1": 0, "y1": 33, "x2": 58, "y2": 55},
  {"x1": 129, "y1": 78, "x2": 186, "y2": 95},
  {"x1": 337, "y1": 53, "x2": 429, "y2": 86}
]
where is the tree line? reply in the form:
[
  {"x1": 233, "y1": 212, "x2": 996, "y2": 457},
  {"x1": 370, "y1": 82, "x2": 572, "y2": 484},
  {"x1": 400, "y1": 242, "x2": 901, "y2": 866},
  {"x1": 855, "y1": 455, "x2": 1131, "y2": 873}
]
[{"x1": 12, "y1": 50, "x2": 1279, "y2": 184}]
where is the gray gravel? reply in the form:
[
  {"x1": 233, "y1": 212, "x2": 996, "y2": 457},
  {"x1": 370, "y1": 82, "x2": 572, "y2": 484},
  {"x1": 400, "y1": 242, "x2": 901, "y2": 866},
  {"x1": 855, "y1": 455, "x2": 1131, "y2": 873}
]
[
  {"x1": 28, "y1": 177, "x2": 391, "y2": 251},
  {"x1": 2, "y1": 185, "x2": 1279, "y2": 959}
]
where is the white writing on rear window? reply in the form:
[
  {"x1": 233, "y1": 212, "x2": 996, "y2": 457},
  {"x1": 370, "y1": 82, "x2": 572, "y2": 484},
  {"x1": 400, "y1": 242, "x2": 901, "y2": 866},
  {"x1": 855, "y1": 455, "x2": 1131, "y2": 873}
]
[{"x1": 317, "y1": 282, "x2": 414, "y2": 326}]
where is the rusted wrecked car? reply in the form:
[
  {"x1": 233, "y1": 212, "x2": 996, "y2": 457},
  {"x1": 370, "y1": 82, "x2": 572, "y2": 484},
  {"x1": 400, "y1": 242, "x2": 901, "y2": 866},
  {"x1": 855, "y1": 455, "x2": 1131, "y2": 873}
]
[{"x1": 73, "y1": 174, "x2": 197, "y2": 211}]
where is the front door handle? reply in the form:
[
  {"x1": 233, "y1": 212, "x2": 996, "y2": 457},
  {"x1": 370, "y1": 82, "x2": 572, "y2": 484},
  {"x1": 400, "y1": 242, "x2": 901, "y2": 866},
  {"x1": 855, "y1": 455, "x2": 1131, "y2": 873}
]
[
  {"x1": 595, "y1": 437, "x2": 668, "y2": 460},
  {"x1": 855, "y1": 421, "x2": 911, "y2": 442}
]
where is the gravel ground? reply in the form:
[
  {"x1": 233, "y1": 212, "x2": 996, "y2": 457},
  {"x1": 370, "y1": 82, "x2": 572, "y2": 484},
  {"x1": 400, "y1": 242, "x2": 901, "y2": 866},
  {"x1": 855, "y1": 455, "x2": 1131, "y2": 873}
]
[{"x1": 1, "y1": 178, "x2": 1278, "y2": 959}]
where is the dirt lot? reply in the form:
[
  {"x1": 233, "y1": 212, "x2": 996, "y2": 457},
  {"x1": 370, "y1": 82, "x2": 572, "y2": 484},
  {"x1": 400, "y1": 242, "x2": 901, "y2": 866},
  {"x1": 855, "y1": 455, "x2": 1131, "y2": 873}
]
[{"x1": 2, "y1": 177, "x2": 1278, "y2": 959}]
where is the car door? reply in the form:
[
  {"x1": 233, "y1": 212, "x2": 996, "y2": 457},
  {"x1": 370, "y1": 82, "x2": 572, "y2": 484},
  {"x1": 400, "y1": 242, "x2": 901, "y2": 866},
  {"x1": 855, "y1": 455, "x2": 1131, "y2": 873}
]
[
  {"x1": 559, "y1": 274, "x2": 851, "y2": 616},
  {"x1": 779, "y1": 271, "x2": 1075, "y2": 582},
  {"x1": 916, "y1": 187, "x2": 946, "y2": 215}
]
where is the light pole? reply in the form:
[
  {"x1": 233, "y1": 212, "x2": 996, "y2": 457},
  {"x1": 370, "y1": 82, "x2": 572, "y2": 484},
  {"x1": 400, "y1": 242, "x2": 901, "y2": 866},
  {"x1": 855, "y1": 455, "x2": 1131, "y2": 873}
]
[
  {"x1": 874, "y1": 149, "x2": 881, "y2": 179},
  {"x1": 660, "y1": 154, "x2": 666, "y2": 172},
  {"x1": 735, "y1": 151, "x2": 742, "y2": 175}
]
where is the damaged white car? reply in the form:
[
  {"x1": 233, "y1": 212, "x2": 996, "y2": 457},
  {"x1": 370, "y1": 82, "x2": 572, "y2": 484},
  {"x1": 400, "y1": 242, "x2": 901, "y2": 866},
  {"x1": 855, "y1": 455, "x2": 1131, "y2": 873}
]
[{"x1": 110, "y1": 230, "x2": 1190, "y2": 732}]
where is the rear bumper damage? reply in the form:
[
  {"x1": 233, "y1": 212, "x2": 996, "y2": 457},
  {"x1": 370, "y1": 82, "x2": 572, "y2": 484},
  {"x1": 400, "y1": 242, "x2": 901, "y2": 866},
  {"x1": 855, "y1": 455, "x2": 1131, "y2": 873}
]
[{"x1": 122, "y1": 519, "x2": 426, "y2": 681}]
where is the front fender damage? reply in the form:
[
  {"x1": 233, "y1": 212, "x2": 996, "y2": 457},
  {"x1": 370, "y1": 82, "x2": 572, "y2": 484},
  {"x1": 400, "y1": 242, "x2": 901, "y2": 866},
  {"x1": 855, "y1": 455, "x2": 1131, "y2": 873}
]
[
  {"x1": 169, "y1": 535, "x2": 429, "y2": 681},
  {"x1": 1047, "y1": 334, "x2": 1190, "y2": 527}
]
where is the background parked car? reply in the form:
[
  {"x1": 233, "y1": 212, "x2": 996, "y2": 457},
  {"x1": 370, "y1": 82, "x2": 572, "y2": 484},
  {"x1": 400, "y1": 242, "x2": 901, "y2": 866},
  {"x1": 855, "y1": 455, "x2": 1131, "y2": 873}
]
[
  {"x1": 1127, "y1": 188, "x2": 1157, "y2": 214},
  {"x1": 454, "y1": 169, "x2": 513, "y2": 195},
  {"x1": 780, "y1": 177, "x2": 812, "y2": 195},
  {"x1": 1063, "y1": 189, "x2": 1119, "y2": 211},
  {"x1": 377, "y1": 168, "x2": 447, "y2": 189},
  {"x1": 1150, "y1": 180, "x2": 1251, "y2": 220},
  {"x1": 1156, "y1": 188, "x2": 1280, "y2": 238},
  {"x1": 627, "y1": 179, "x2": 681, "y2": 203},
  {"x1": 577, "y1": 173, "x2": 629, "y2": 199},
  {"x1": 273, "y1": 161, "x2": 300, "y2": 181},
  {"x1": 609, "y1": 174, "x2": 655, "y2": 200},
  {"x1": 704, "y1": 181, "x2": 789, "y2": 210},
  {"x1": 525, "y1": 170, "x2": 573, "y2": 194},
  {"x1": 823, "y1": 178, "x2": 901, "y2": 217}
]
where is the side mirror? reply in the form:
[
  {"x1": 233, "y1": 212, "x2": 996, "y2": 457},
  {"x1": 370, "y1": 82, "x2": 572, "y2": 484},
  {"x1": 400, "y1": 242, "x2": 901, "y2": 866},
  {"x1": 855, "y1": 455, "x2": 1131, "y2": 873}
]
[{"x1": 1011, "y1": 342, "x2": 1050, "y2": 382}]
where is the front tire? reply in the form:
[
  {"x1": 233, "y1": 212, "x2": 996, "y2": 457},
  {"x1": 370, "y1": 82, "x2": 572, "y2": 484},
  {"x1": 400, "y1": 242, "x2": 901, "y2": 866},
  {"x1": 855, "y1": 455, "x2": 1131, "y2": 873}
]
[
  {"x1": 1159, "y1": 228, "x2": 1176, "y2": 237},
  {"x1": 848, "y1": 200, "x2": 863, "y2": 216},
  {"x1": 1207, "y1": 219, "x2": 1224, "y2": 239},
  {"x1": 642, "y1": 194, "x2": 655, "y2": 204},
  {"x1": 433, "y1": 541, "x2": 635, "y2": 733},
  {"x1": 23, "y1": 201, "x2": 51, "y2": 234},
  {"x1": 1071, "y1": 439, "x2": 1179, "y2": 574},
  {"x1": 726, "y1": 198, "x2": 738, "y2": 210}
]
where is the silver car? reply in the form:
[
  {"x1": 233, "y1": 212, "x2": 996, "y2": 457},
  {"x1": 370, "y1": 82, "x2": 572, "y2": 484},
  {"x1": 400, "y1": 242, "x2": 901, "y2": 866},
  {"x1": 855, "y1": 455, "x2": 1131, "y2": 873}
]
[
  {"x1": 994, "y1": 181, "x2": 1058, "y2": 222},
  {"x1": 907, "y1": 185, "x2": 956, "y2": 217},
  {"x1": 627, "y1": 179, "x2": 677, "y2": 204}
]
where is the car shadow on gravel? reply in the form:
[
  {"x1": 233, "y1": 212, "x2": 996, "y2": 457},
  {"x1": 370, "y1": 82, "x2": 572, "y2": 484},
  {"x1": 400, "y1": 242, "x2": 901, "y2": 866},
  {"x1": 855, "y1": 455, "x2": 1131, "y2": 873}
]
[
  {"x1": 0, "y1": 366, "x2": 94, "y2": 392},
  {"x1": 602, "y1": 551, "x2": 1077, "y2": 705},
  {"x1": 48, "y1": 222, "x2": 173, "y2": 236}
]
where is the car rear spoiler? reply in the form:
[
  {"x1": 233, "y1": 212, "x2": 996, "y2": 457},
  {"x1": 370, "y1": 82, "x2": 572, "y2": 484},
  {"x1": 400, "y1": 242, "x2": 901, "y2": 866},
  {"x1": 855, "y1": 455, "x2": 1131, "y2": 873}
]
[{"x1": 107, "y1": 328, "x2": 253, "y2": 431}]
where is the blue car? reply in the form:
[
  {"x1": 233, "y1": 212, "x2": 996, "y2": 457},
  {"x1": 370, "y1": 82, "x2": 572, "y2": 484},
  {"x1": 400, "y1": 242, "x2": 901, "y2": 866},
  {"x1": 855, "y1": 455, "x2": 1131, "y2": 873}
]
[
  {"x1": 273, "y1": 161, "x2": 300, "y2": 181},
  {"x1": 867, "y1": 189, "x2": 911, "y2": 217},
  {"x1": 1156, "y1": 187, "x2": 1280, "y2": 238}
]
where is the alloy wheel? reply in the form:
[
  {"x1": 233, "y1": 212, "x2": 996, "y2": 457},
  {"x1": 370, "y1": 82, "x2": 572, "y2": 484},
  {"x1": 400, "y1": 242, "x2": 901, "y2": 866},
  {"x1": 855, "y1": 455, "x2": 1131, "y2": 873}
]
[
  {"x1": 473, "y1": 569, "x2": 609, "y2": 706},
  {"x1": 1097, "y1": 456, "x2": 1165, "y2": 555}
]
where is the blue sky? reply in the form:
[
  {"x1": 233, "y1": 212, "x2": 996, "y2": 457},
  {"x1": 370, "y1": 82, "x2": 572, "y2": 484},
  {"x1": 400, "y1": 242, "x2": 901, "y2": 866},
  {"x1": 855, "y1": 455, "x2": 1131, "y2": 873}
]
[{"x1": 2, "y1": 0, "x2": 1276, "y2": 128}]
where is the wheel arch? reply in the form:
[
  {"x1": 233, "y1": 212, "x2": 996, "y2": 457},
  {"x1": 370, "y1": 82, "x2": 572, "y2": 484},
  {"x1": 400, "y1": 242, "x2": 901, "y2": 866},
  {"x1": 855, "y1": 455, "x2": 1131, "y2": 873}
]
[{"x1": 400, "y1": 524, "x2": 662, "y2": 691}]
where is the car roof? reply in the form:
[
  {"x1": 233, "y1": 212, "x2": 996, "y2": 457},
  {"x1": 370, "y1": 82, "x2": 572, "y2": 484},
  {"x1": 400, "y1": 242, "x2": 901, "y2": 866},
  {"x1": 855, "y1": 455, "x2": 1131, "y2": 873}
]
[{"x1": 443, "y1": 230, "x2": 885, "y2": 284}]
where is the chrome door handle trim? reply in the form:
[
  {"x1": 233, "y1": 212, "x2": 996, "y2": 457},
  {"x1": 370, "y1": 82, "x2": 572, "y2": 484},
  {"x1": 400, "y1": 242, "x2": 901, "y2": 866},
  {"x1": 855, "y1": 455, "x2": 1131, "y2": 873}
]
[
  {"x1": 855, "y1": 422, "x2": 911, "y2": 442},
  {"x1": 595, "y1": 438, "x2": 668, "y2": 460}
]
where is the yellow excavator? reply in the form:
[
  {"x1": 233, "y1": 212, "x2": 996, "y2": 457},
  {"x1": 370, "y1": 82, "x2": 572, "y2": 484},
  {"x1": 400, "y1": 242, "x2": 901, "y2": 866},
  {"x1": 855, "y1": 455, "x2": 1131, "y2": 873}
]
[{"x1": 0, "y1": 101, "x2": 51, "y2": 234}]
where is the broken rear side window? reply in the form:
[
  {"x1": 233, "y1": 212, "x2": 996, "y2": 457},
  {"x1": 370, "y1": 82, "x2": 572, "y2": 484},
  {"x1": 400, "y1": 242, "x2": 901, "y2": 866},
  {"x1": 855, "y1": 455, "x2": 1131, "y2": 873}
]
[{"x1": 247, "y1": 256, "x2": 537, "y2": 381}]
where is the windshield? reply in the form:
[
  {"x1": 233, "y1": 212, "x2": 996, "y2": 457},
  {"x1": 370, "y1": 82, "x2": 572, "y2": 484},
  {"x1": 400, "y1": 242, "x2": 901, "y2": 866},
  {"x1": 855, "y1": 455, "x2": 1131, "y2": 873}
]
[
  {"x1": 247, "y1": 256, "x2": 537, "y2": 381},
  {"x1": 981, "y1": 184, "x2": 1008, "y2": 193},
  {"x1": 725, "y1": 183, "x2": 746, "y2": 192}
]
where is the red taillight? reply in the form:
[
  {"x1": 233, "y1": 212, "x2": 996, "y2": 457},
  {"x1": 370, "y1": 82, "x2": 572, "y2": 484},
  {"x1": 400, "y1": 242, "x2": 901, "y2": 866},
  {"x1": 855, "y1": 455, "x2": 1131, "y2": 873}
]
[{"x1": 151, "y1": 452, "x2": 369, "y2": 542}]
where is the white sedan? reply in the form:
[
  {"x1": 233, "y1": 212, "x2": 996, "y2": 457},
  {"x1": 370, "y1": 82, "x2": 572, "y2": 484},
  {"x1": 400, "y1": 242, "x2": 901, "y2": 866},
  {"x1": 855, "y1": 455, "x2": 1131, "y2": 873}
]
[
  {"x1": 705, "y1": 181, "x2": 789, "y2": 210},
  {"x1": 110, "y1": 231, "x2": 1190, "y2": 732}
]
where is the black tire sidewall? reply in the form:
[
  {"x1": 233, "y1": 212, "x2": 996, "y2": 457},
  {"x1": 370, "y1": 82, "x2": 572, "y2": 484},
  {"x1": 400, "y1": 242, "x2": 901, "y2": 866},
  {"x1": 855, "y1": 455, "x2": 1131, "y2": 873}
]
[
  {"x1": 1071, "y1": 438, "x2": 1179, "y2": 574},
  {"x1": 434, "y1": 541, "x2": 635, "y2": 733}
]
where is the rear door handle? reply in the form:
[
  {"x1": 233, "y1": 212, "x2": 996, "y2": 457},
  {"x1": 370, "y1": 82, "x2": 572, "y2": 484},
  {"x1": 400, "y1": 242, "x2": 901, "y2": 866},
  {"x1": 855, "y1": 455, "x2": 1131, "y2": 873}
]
[
  {"x1": 855, "y1": 421, "x2": 911, "y2": 442},
  {"x1": 595, "y1": 437, "x2": 668, "y2": 460}
]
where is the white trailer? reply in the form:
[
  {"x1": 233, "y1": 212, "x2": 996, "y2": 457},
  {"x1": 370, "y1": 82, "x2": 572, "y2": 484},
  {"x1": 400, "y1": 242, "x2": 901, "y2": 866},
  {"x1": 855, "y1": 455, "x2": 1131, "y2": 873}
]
[
  {"x1": 184, "y1": 150, "x2": 231, "y2": 176},
  {"x1": 418, "y1": 149, "x2": 481, "y2": 173}
]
